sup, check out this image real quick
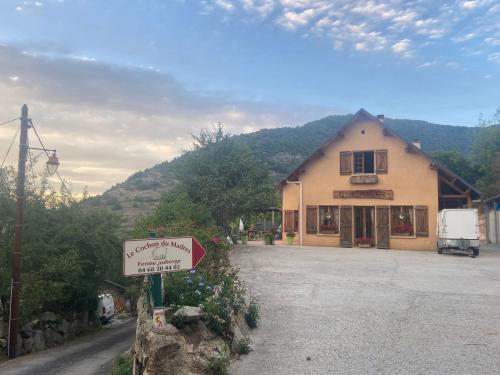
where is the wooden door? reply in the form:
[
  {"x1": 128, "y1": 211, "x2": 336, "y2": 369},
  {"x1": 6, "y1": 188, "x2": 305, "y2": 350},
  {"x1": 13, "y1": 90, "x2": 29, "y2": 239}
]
[
  {"x1": 340, "y1": 206, "x2": 353, "y2": 248},
  {"x1": 376, "y1": 206, "x2": 390, "y2": 249}
]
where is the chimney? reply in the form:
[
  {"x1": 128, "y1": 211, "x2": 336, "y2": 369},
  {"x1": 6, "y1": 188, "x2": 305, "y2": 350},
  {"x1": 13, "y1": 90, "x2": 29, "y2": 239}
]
[
  {"x1": 412, "y1": 139, "x2": 421, "y2": 149},
  {"x1": 377, "y1": 114, "x2": 384, "y2": 123}
]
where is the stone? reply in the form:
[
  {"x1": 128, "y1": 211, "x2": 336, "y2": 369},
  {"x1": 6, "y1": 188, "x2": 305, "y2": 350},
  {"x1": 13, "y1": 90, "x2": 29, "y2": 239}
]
[
  {"x1": 43, "y1": 327, "x2": 64, "y2": 347},
  {"x1": 23, "y1": 330, "x2": 45, "y2": 353},
  {"x1": 173, "y1": 306, "x2": 202, "y2": 323},
  {"x1": 0, "y1": 338, "x2": 6, "y2": 349},
  {"x1": 57, "y1": 319, "x2": 70, "y2": 336},
  {"x1": 152, "y1": 323, "x2": 178, "y2": 336},
  {"x1": 41, "y1": 311, "x2": 58, "y2": 322}
]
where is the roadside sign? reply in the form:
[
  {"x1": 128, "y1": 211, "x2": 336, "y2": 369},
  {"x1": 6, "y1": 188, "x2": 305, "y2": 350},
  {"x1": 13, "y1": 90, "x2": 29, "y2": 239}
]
[
  {"x1": 153, "y1": 308, "x2": 167, "y2": 329},
  {"x1": 123, "y1": 236, "x2": 206, "y2": 276}
]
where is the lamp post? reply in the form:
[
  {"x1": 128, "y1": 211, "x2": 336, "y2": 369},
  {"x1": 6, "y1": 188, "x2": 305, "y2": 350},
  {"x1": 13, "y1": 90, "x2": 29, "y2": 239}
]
[{"x1": 7, "y1": 105, "x2": 59, "y2": 359}]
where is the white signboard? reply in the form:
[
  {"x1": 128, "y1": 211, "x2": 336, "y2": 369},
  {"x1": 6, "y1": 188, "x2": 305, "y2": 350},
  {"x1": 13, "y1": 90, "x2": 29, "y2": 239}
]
[{"x1": 123, "y1": 236, "x2": 205, "y2": 276}]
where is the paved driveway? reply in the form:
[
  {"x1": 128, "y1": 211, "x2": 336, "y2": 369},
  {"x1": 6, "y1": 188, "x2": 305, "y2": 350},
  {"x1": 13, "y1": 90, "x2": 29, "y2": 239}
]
[{"x1": 230, "y1": 243, "x2": 500, "y2": 375}]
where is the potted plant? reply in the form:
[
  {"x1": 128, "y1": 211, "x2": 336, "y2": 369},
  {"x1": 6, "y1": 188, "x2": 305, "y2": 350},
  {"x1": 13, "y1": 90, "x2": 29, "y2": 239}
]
[
  {"x1": 356, "y1": 237, "x2": 373, "y2": 248},
  {"x1": 264, "y1": 232, "x2": 274, "y2": 245},
  {"x1": 286, "y1": 231, "x2": 295, "y2": 245},
  {"x1": 394, "y1": 223, "x2": 413, "y2": 236}
]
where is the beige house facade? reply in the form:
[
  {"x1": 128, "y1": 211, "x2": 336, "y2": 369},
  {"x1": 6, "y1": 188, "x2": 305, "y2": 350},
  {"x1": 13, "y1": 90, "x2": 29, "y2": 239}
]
[{"x1": 281, "y1": 109, "x2": 481, "y2": 251}]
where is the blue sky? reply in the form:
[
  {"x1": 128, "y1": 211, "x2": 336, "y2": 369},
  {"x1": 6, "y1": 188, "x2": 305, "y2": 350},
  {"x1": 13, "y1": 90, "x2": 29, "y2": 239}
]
[{"x1": 0, "y1": 0, "x2": 499, "y2": 193}]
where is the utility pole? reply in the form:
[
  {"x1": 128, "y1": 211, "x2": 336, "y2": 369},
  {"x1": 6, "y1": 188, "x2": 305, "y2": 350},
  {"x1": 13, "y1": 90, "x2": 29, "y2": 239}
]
[{"x1": 8, "y1": 104, "x2": 29, "y2": 359}]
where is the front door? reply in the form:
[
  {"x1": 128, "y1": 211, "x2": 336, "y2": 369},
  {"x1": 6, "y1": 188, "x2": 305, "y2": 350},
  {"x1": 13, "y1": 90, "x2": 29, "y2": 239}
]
[
  {"x1": 354, "y1": 207, "x2": 375, "y2": 246},
  {"x1": 340, "y1": 206, "x2": 353, "y2": 247}
]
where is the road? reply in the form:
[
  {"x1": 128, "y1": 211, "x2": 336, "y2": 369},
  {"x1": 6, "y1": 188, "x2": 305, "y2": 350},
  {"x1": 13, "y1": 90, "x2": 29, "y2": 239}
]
[
  {"x1": 230, "y1": 243, "x2": 500, "y2": 375},
  {"x1": 0, "y1": 319, "x2": 136, "y2": 375}
]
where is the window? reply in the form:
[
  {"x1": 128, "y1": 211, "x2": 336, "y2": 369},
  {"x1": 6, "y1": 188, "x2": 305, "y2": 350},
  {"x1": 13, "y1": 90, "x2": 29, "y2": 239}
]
[
  {"x1": 390, "y1": 206, "x2": 414, "y2": 236},
  {"x1": 353, "y1": 151, "x2": 374, "y2": 174},
  {"x1": 319, "y1": 206, "x2": 339, "y2": 234}
]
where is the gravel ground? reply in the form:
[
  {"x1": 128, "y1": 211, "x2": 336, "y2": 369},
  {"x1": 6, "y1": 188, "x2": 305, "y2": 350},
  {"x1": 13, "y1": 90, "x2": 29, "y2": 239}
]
[{"x1": 230, "y1": 243, "x2": 500, "y2": 375}]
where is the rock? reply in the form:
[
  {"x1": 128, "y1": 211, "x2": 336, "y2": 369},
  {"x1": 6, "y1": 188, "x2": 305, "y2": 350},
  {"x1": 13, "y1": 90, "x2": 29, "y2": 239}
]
[
  {"x1": 16, "y1": 333, "x2": 24, "y2": 356},
  {"x1": 0, "y1": 338, "x2": 6, "y2": 349},
  {"x1": 23, "y1": 330, "x2": 45, "y2": 353},
  {"x1": 57, "y1": 319, "x2": 70, "y2": 336},
  {"x1": 152, "y1": 323, "x2": 178, "y2": 336},
  {"x1": 173, "y1": 306, "x2": 202, "y2": 323},
  {"x1": 41, "y1": 312, "x2": 58, "y2": 322},
  {"x1": 43, "y1": 327, "x2": 64, "y2": 347}
]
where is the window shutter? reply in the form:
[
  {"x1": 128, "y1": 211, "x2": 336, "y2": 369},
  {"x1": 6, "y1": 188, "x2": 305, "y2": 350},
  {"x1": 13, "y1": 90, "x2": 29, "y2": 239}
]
[
  {"x1": 375, "y1": 149, "x2": 388, "y2": 174},
  {"x1": 415, "y1": 206, "x2": 428, "y2": 237},
  {"x1": 306, "y1": 206, "x2": 318, "y2": 234},
  {"x1": 284, "y1": 210, "x2": 294, "y2": 232},
  {"x1": 340, "y1": 151, "x2": 352, "y2": 175}
]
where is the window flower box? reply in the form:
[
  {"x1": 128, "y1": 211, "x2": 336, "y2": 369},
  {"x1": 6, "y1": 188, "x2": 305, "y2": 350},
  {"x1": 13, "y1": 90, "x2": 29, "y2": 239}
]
[{"x1": 356, "y1": 237, "x2": 374, "y2": 247}]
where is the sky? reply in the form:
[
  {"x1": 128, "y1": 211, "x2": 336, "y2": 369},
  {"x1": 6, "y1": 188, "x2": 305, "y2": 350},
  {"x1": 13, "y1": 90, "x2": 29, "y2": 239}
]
[{"x1": 0, "y1": 0, "x2": 499, "y2": 194}]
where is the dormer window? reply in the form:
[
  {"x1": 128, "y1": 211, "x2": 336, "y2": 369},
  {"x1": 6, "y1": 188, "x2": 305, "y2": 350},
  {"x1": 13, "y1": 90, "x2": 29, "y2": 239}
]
[{"x1": 353, "y1": 151, "x2": 374, "y2": 174}]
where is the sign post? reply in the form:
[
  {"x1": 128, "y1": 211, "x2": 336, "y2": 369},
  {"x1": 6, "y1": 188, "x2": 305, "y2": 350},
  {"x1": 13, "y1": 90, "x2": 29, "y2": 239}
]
[{"x1": 124, "y1": 235, "x2": 207, "y2": 305}]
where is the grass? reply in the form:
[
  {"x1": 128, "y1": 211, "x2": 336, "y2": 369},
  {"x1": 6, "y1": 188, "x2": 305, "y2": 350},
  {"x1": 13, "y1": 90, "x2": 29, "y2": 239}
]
[
  {"x1": 245, "y1": 298, "x2": 260, "y2": 329},
  {"x1": 111, "y1": 352, "x2": 133, "y2": 375}
]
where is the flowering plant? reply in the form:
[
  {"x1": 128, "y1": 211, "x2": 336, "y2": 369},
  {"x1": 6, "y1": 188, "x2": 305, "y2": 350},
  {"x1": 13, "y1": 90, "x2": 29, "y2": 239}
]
[
  {"x1": 394, "y1": 223, "x2": 413, "y2": 235},
  {"x1": 355, "y1": 237, "x2": 373, "y2": 245},
  {"x1": 320, "y1": 223, "x2": 338, "y2": 232}
]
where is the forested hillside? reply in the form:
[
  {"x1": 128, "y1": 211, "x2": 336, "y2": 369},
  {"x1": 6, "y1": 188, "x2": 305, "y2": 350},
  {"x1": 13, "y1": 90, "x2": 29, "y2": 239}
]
[{"x1": 86, "y1": 114, "x2": 486, "y2": 227}]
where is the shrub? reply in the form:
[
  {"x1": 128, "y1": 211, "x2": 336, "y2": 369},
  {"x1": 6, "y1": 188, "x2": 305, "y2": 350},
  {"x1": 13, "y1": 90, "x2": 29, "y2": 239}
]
[
  {"x1": 170, "y1": 311, "x2": 188, "y2": 329},
  {"x1": 236, "y1": 337, "x2": 251, "y2": 354},
  {"x1": 208, "y1": 353, "x2": 230, "y2": 375},
  {"x1": 245, "y1": 298, "x2": 260, "y2": 329},
  {"x1": 111, "y1": 352, "x2": 133, "y2": 375}
]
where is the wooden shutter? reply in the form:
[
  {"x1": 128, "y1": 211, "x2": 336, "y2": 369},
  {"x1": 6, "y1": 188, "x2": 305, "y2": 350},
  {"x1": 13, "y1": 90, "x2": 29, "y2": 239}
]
[
  {"x1": 340, "y1": 206, "x2": 353, "y2": 247},
  {"x1": 306, "y1": 206, "x2": 318, "y2": 234},
  {"x1": 284, "y1": 210, "x2": 294, "y2": 232},
  {"x1": 376, "y1": 206, "x2": 390, "y2": 249},
  {"x1": 375, "y1": 149, "x2": 388, "y2": 174},
  {"x1": 415, "y1": 206, "x2": 429, "y2": 237},
  {"x1": 340, "y1": 152, "x2": 352, "y2": 175}
]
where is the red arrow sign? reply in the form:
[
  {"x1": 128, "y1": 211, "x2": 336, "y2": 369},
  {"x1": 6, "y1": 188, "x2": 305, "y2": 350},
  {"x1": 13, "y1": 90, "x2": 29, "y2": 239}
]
[{"x1": 192, "y1": 237, "x2": 206, "y2": 269}]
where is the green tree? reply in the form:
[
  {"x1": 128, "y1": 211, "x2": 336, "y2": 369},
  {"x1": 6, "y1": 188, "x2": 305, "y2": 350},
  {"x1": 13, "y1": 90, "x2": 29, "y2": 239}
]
[
  {"x1": 175, "y1": 125, "x2": 278, "y2": 229},
  {"x1": 431, "y1": 150, "x2": 483, "y2": 185},
  {"x1": 471, "y1": 124, "x2": 500, "y2": 197},
  {"x1": 0, "y1": 167, "x2": 122, "y2": 321}
]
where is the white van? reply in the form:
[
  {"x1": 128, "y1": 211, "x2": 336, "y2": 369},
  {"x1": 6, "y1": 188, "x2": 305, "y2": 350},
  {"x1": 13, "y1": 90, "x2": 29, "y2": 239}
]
[
  {"x1": 97, "y1": 294, "x2": 115, "y2": 324},
  {"x1": 437, "y1": 209, "x2": 480, "y2": 258}
]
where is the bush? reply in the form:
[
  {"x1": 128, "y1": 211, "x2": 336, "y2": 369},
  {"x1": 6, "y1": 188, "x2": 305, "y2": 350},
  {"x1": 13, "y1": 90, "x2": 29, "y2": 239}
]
[
  {"x1": 111, "y1": 352, "x2": 133, "y2": 375},
  {"x1": 208, "y1": 353, "x2": 230, "y2": 375},
  {"x1": 236, "y1": 337, "x2": 251, "y2": 354},
  {"x1": 245, "y1": 298, "x2": 260, "y2": 329}
]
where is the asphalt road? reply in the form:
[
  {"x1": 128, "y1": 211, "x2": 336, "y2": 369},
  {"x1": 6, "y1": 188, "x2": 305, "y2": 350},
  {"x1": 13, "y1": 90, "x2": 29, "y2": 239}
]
[
  {"x1": 0, "y1": 318, "x2": 136, "y2": 375},
  {"x1": 230, "y1": 243, "x2": 500, "y2": 375}
]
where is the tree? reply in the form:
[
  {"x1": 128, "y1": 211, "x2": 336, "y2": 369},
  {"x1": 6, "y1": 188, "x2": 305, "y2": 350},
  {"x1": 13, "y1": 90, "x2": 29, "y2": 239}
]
[
  {"x1": 175, "y1": 125, "x2": 278, "y2": 229},
  {"x1": 0, "y1": 167, "x2": 122, "y2": 321},
  {"x1": 471, "y1": 124, "x2": 500, "y2": 197},
  {"x1": 431, "y1": 150, "x2": 483, "y2": 185}
]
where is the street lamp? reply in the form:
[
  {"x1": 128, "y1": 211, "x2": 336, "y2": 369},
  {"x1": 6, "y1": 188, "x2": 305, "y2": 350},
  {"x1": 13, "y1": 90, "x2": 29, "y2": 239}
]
[{"x1": 46, "y1": 152, "x2": 59, "y2": 176}]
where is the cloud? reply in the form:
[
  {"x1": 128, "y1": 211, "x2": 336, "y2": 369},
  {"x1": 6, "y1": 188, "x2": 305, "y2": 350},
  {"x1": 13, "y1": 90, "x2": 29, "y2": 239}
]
[
  {"x1": 0, "y1": 44, "x2": 328, "y2": 194},
  {"x1": 391, "y1": 39, "x2": 413, "y2": 57},
  {"x1": 215, "y1": 0, "x2": 234, "y2": 10},
  {"x1": 488, "y1": 52, "x2": 500, "y2": 64},
  {"x1": 201, "y1": 0, "x2": 500, "y2": 65}
]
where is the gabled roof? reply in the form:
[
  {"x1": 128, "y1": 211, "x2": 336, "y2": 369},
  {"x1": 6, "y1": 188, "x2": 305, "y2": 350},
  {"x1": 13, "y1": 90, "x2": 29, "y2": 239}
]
[{"x1": 280, "y1": 108, "x2": 481, "y2": 200}]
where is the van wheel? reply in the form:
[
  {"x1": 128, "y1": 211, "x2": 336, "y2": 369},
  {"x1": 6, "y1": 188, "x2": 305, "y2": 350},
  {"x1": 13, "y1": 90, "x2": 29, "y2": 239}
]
[{"x1": 473, "y1": 248, "x2": 479, "y2": 257}]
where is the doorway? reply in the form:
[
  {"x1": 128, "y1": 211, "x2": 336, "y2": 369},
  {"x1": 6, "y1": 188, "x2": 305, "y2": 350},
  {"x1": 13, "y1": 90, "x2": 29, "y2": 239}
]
[{"x1": 354, "y1": 206, "x2": 375, "y2": 246}]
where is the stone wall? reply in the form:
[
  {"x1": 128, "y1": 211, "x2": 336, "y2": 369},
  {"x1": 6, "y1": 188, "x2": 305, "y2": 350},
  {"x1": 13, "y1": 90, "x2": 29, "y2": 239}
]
[
  {"x1": 0, "y1": 307, "x2": 99, "y2": 356},
  {"x1": 133, "y1": 296, "x2": 250, "y2": 375}
]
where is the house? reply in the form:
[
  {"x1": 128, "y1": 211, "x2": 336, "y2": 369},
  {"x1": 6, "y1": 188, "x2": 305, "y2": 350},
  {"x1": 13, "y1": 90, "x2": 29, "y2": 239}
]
[
  {"x1": 280, "y1": 109, "x2": 481, "y2": 251},
  {"x1": 485, "y1": 194, "x2": 500, "y2": 245}
]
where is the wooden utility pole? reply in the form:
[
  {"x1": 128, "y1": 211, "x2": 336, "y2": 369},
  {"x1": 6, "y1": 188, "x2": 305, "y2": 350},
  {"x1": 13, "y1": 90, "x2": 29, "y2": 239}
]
[{"x1": 8, "y1": 104, "x2": 29, "y2": 359}]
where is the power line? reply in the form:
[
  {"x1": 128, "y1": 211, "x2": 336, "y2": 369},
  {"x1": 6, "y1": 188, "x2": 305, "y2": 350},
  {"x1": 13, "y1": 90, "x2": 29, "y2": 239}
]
[
  {"x1": 0, "y1": 117, "x2": 20, "y2": 127},
  {"x1": 28, "y1": 118, "x2": 72, "y2": 196},
  {"x1": 1, "y1": 124, "x2": 20, "y2": 169}
]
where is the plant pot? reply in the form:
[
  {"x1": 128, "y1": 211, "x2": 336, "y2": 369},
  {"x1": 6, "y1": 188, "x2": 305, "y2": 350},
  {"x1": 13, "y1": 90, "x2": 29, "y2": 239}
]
[
  {"x1": 240, "y1": 235, "x2": 248, "y2": 244},
  {"x1": 286, "y1": 236, "x2": 294, "y2": 245},
  {"x1": 358, "y1": 243, "x2": 372, "y2": 248}
]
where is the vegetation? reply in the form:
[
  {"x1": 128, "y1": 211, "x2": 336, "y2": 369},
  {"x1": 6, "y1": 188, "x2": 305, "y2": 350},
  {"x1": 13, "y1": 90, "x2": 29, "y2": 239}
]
[
  {"x1": 0, "y1": 167, "x2": 122, "y2": 322},
  {"x1": 110, "y1": 352, "x2": 133, "y2": 375},
  {"x1": 208, "y1": 353, "x2": 230, "y2": 375},
  {"x1": 236, "y1": 337, "x2": 251, "y2": 354},
  {"x1": 245, "y1": 297, "x2": 260, "y2": 329}
]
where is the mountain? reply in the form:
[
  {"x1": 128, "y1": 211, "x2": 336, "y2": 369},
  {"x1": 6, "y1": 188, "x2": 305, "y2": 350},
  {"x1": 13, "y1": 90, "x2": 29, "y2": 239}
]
[{"x1": 86, "y1": 114, "x2": 481, "y2": 228}]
